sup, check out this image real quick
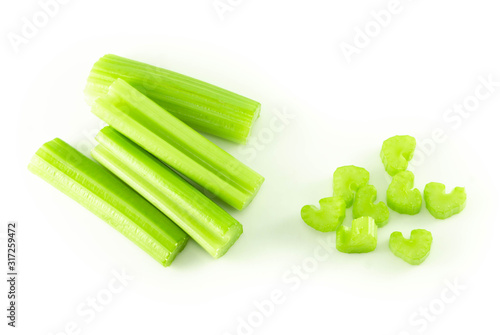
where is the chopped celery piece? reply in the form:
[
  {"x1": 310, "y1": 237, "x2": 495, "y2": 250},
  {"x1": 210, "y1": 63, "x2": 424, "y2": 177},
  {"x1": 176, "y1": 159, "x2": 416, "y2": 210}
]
[
  {"x1": 386, "y1": 171, "x2": 422, "y2": 215},
  {"x1": 333, "y1": 165, "x2": 370, "y2": 208},
  {"x1": 389, "y1": 229, "x2": 432, "y2": 265},
  {"x1": 90, "y1": 79, "x2": 264, "y2": 210},
  {"x1": 84, "y1": 54, "x2": 261, "y2": 143},
  {"x1": 92, "y1": 127, "x2": 243, "y2": 258},
  {"x1": 336, "y1": 217, "x2": 378, "y2": 253},
  {"x1": 353, "y1": 185, "x2": 390, "y2": 227},
  {"x1": 380, "y1": 135, "x2": 416, "y2": 176},
  {"x1": 424, "y1": 182, "x2": 466, "y2": 219},
  {"x1": 301, "y1": 196, "x2": 346, "y2": 232},
  {"x1": 28, "y1": 138, "x2": 188, "y2": 267}
]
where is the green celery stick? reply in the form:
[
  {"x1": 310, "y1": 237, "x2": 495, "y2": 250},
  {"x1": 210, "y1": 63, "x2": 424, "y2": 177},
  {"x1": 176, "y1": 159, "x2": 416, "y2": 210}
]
[
  {"x1": 389, "y1": 229, "x2": 432, "y2": 265},
  {"x1": 28, "y1": 139, "x2": 188, "y2": 266},
  {"x1": 301, "y1": 196, "x2": 346, "y2": 232},
  {"x1": 90, "y1": 78, "x2": 265, "y2": 210},
  {"x1": 336, "y1": 217, "x2": 378, "y2": 253},
  {"x1": 92, "y1": 127, "x2": 243, "y2": 259},
  {"x1": 84, "y1": 54, "x2": 261, "y2": 143},
  {"x1": 424, "y1": 182, "x2": 466, "y2": 219}
]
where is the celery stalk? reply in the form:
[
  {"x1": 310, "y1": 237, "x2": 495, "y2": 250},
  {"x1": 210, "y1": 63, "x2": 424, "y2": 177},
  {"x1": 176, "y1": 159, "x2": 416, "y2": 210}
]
[
  {"x1": 84, "y1": 54, "x2": 261, "y2": 143},
  {"x1": 28, "y1": 138, "x2": 188, "y2": 266},
  {"x1": 90, "y1": 78, "x2": 265, "y2": 210},
  {"x1": 92, "y1": 127, "x2": 243, "y2": 258}
]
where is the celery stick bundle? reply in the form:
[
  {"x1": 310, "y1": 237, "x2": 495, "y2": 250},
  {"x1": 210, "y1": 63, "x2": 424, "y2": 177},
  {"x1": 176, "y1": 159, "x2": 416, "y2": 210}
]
[{"x1": 28, "y1": 54, "x2": 264, "y2": 266}]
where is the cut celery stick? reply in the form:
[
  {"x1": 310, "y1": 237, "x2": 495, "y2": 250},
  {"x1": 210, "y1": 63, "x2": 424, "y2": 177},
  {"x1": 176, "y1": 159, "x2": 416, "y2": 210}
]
[
  {"x1": 90, "y1": 78, "x2": 265, "y2": 210},
  {"x1": 84, "y1": 54, "x2": 261, "y2": 143},
  {"x1": 28, "y1": 138, "x2": 188, "y2": 266},
  {"x1": 92, "y1": 127, "x2": 243, "y2": 258}
]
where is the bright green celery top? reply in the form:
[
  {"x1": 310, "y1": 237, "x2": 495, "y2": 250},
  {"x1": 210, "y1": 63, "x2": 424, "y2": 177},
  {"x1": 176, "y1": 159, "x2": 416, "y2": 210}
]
[
  {"x1": 28, "y1": 138, "x2": 188, "y2": 266},
  {"x1": 84, "y1": 54, "x2": 261, "y2": 143},
  {"x1": 90, "y1": 78, "x2": 264, "y2": 210},
  {"x1": 92, "y1": 127, "x2": 242, "y2": 258}
]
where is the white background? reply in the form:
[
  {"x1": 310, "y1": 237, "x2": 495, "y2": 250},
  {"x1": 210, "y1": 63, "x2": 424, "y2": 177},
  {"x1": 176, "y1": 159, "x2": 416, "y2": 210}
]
[{"x1": 1, "y1": 0, "x2": 500, "y2": 334}]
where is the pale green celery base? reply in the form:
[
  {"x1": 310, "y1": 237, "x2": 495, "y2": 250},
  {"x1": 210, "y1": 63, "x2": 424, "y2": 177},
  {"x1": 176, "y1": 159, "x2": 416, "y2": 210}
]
[{"x1": 28, "y1": 140, "x2": 188, "y2": 267}]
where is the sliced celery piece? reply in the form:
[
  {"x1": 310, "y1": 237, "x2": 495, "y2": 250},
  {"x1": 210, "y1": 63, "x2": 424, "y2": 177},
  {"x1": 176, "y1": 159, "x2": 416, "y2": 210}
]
[
  {"x1": 92, "y1": 127, "x2": 243, "y2": 259},
  {"x1": 380, "y1": 135, "x2": 416, "y2": 176},
  {"x1": 301, "y1": 196, "x2": 346, "y2": 232},
  {"x1": 84, "y1": 54, "x2": 261, "y2": 143},
  {"x1": 389, "y1": 229, "x2": 432, "y2": 265},
  {"x1": 90, "y1": 78, "x2": 264, "y2": 210},
  {"x1": 28, "y1": 139, "x2": 188, "y2": 266},
  {"x1": 353, "y1": 185, "x2": 390, "y2": 227},
  {"x1": 333, "y1": 165, "x2": 370, "y2": 208},
  {"x1": 424, "y1": 182, "x2": 466, "y2": 219},
  {"x1": 336, "y1": 217, "x2": 378, "y2": 253},
  {"x1": 386, "y1": 171, "x2": 422, "y2": 215}
]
